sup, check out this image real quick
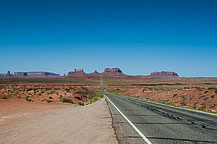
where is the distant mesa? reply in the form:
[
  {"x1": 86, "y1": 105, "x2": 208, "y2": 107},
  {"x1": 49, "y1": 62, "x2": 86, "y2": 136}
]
[
  {"x1": 102, "y1": 68, "x2": 125, "y2": 76},
  {"x1": 68, "y1": 69, "x2": 86, "y2": 76},
  {"x1": 150, "y1": 71, "x2": 179, "y2": 77},
  {"x1": 1, "y1": 69, "x2": 179, "y2": 78},
  {"x1": 13, "y1": 72, "x2": 60, "y2": 77},
  {"x1": 67, "y1": 68, "x2": 125, "y2": 77}
]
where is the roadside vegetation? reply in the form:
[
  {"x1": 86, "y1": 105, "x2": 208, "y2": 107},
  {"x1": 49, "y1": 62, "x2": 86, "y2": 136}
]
[{"x1": 0, "y1": 77, "x2": 103, "y2": 106}]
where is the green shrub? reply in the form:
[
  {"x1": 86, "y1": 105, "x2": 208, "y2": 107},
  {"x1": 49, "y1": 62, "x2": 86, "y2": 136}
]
[
  {"x1": 180, "y1": 102, "x2": 186, "y2": 106},
  {"x1": 161, "y1": 99, "x2": 169, "y2": 103},
  {"x1": 204, "y1": 91, "x2": 208, "y2": 94},
  {"x1": 181, "y1": 96, "x2": 186, "y2": 100},
  {"x1": 78, "y1": 102, "x2": 84, "y2": 106},
  {"x1": 189, "y1": 95, "x2": 193, "y2": 100},
  {"x1": 98, "y1": 94, "x2": 104, "y2": 98},
  {"x1": 25, "y1": 96, "x2": 33, "y2": 102},
  {"x1": 17, "y1": 96, "x2": 22, "y2": 99},
  {"x1": 203, "y1": 96, "x2": 208, "y2": 101},
  {"x1": 42, "y1": 99, "x2": 52, "y2": 103},
  {"x1": 64, "y1": 87, "x2": 70, "y2": 92},
  {"x1": 209, "y1": 105, "x2": 215, "y2": 109},
  {"x1": 49, "y1": 96, "x2": 53, "y2": 99},
  {"x1": 198, "y1": 105, "x2": 206, "y2": 111},
  {"x1": 196, "y1": 87, "x2": 204, "y2": 91},
  {"x1": 208, "y1": 87, "x2": 217, "y2": 90},
  {"x1": 1, "y1": 95, "x2": 8, "y2": 99},
  {"x1": 173, "y1": 94, "x2": 178, "y2": 97},
  {"x1": 60, "y1": 98, "x2": 74, "y2": 104},
  {"x1": 48, "y1": 90, "x2": 55, "y2": 95}
]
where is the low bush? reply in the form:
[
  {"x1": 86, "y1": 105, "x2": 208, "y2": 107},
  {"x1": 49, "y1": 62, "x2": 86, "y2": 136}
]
[
  {"x1": 47, "y1": 90, "x2": 55, "y2": 95},
  {"x1": 204, "y1": 91, "x2": 208, "y2": 94},
  {"x1": 42, "y1": 99, "x2": 52, "y2": 103},
  {"x1": 60, "y1": 98, "x2": 74, "y2": 104},
  {"x1": 173, "y1": 94, "x2": 178, "y2": 97},
  {"x1": 17, "y1": 96, "x2": 22, "y2": 99},
  {"x1": 25, "y1": 96, "x2": 33, "y2": 102},
  {"x1": 198, "y1": 105, "x2": 206, "y2": 111},
  {"x1": 1, "y1": 95, "x2": 8, "y2": 99},
  {"x1": 203, "y1": 96, "x2": 208, "y2": 101},
  {"x1": 78, "y1": 102, "x2": 84, "y2": 106},
  {"x1": 180, "y1": 102, "x2": 186, "y2": 106},
  {"x1": 189, "y1": 95, "x2": 193, "y2": 100}
]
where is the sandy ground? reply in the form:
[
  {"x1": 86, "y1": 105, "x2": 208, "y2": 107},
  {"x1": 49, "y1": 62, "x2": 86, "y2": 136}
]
[{"x1": 0, "y1": 98, "x2": 118, "y2": 144}]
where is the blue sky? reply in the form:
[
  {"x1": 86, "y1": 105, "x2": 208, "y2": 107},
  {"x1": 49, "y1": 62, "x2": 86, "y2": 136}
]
[{"x1": 0, "y1": 0, "x2": 217, "y2": 77}]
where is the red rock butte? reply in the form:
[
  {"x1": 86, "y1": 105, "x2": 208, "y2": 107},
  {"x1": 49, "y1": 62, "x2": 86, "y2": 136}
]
[{"x1": 67, "y1": 68, "x2": 125, "y2": 77}]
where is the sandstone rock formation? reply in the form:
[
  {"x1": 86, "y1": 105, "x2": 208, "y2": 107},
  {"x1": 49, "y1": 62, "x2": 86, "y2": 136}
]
[
  {"x1": 68, "y1": 68, "x2": 125, "y2": 77},
  {"x1": 150, "y1": 71, "x2": 179, "y2": 77},
  {"x1": 102, "y1": 68, "x2": 125, "y2": 76},
  {"x1": 90, "y1": 70, "x2": 102, "y2": 76},
  {"x1": 68, "y1": 69, "x2": 86, "y2": 76}
]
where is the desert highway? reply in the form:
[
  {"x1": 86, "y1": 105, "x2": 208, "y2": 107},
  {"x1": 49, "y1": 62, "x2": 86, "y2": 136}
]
[{"x1": 101, "y1": 81, "x2": 217, "y2": 144}]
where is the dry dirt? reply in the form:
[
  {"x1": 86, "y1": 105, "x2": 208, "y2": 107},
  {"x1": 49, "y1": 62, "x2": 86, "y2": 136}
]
[
  {"x1": 104, "y1": 77, "x2": 217, "y2": 112},
  {"x1": 0, "y1": 98, "x2": 118, "y2": 144}
]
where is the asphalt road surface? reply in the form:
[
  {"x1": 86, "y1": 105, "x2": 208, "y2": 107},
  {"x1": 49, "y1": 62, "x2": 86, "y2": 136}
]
[{"x1": 102, "y1": 82, "x2": 217, "y2": 144}]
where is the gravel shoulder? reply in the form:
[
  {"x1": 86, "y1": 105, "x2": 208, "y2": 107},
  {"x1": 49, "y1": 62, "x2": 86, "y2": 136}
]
[{"x1": 0, "y1": 98, "x2": 118, "y2": 144}]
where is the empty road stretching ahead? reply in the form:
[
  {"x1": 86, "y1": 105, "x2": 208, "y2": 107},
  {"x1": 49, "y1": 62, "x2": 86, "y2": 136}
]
[{"x1": 102, "y1": 83, "x2": 217, "y2": 144}]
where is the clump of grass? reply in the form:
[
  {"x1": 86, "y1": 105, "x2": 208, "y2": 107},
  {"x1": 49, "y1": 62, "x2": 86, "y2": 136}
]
[
  {"x1": 180, "y1": 102, "x2": 186, "y2": 106},
  {"x1": 1, "y1": 95, "x2": 8, "y2": 99},
  {"x1": 60, "y1": 98, "x2": 74, "y2": 104},
  {"x1": 189, "y1": 95, "x2": 193, "y2": 100},
  {"x1": 161, "y1": 99, "x2": 169, "y2": 103},
  {"x1": 203, "y1": 96, "x2": 209, "y2": 101},
  {"x1": 204, "y1": 91, "x2": 208, "y2": 94},
  {"x1": 25, "y1": 96, "x2": 33, "y2": 102},
  {"x1": 42, "y1": 99, "x2": 52, "y2": 103},
  {"x1": 196, "y1": 87, "x2": 204, "y2": 91},
  {"x1": 64, "y1": 87, "x2": 70, "y2": 92},
  {"x1": 47, "y1": 90, "x2": 55, "y2": 95},
  {"x1": 173, "y1": 94, "x2": 178, "y2": 97},
  {"x1": 181, "y1": 96, "x2": 186, "y2": 100},
  {"x1": 198, "y1": 105, "x2": 206, "y2": 111},
  {"x1": 208, "y1": 87, "x2": 217, "y2": 90},
  {"x1": 209, "y1": 105, "x2": 215, "y2": 109},
  {"x1": 78, "y1": 102, "x2": 84, "y2": 106},
  {"x1": 17, "y1": 96, "x2": 22, "y2": 99},
  {"x1": 49, "y1": 96, "x2": 53, "y2": 99},
  {"x1": 211, "y1": 95, "x2": 215, "y2": 98}
]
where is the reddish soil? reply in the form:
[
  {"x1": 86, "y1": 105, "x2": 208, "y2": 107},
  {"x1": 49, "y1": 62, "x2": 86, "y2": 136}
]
[
  {"x1": 0, "y1": 78, "x2": 101, "y2": 126},
  {"x1": 103, "y1": 76, "x2": 217, "y2": 112}
]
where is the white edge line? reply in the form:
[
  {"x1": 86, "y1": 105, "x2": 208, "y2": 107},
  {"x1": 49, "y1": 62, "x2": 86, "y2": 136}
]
[{"x1": 104, "y1": 94, "x2": 152, "y2": 144}]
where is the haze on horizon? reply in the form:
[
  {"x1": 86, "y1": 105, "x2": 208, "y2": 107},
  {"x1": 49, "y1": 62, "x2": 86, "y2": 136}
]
[{"x1": 0, "y1": 0, "x2": 217, "y2": 77}]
